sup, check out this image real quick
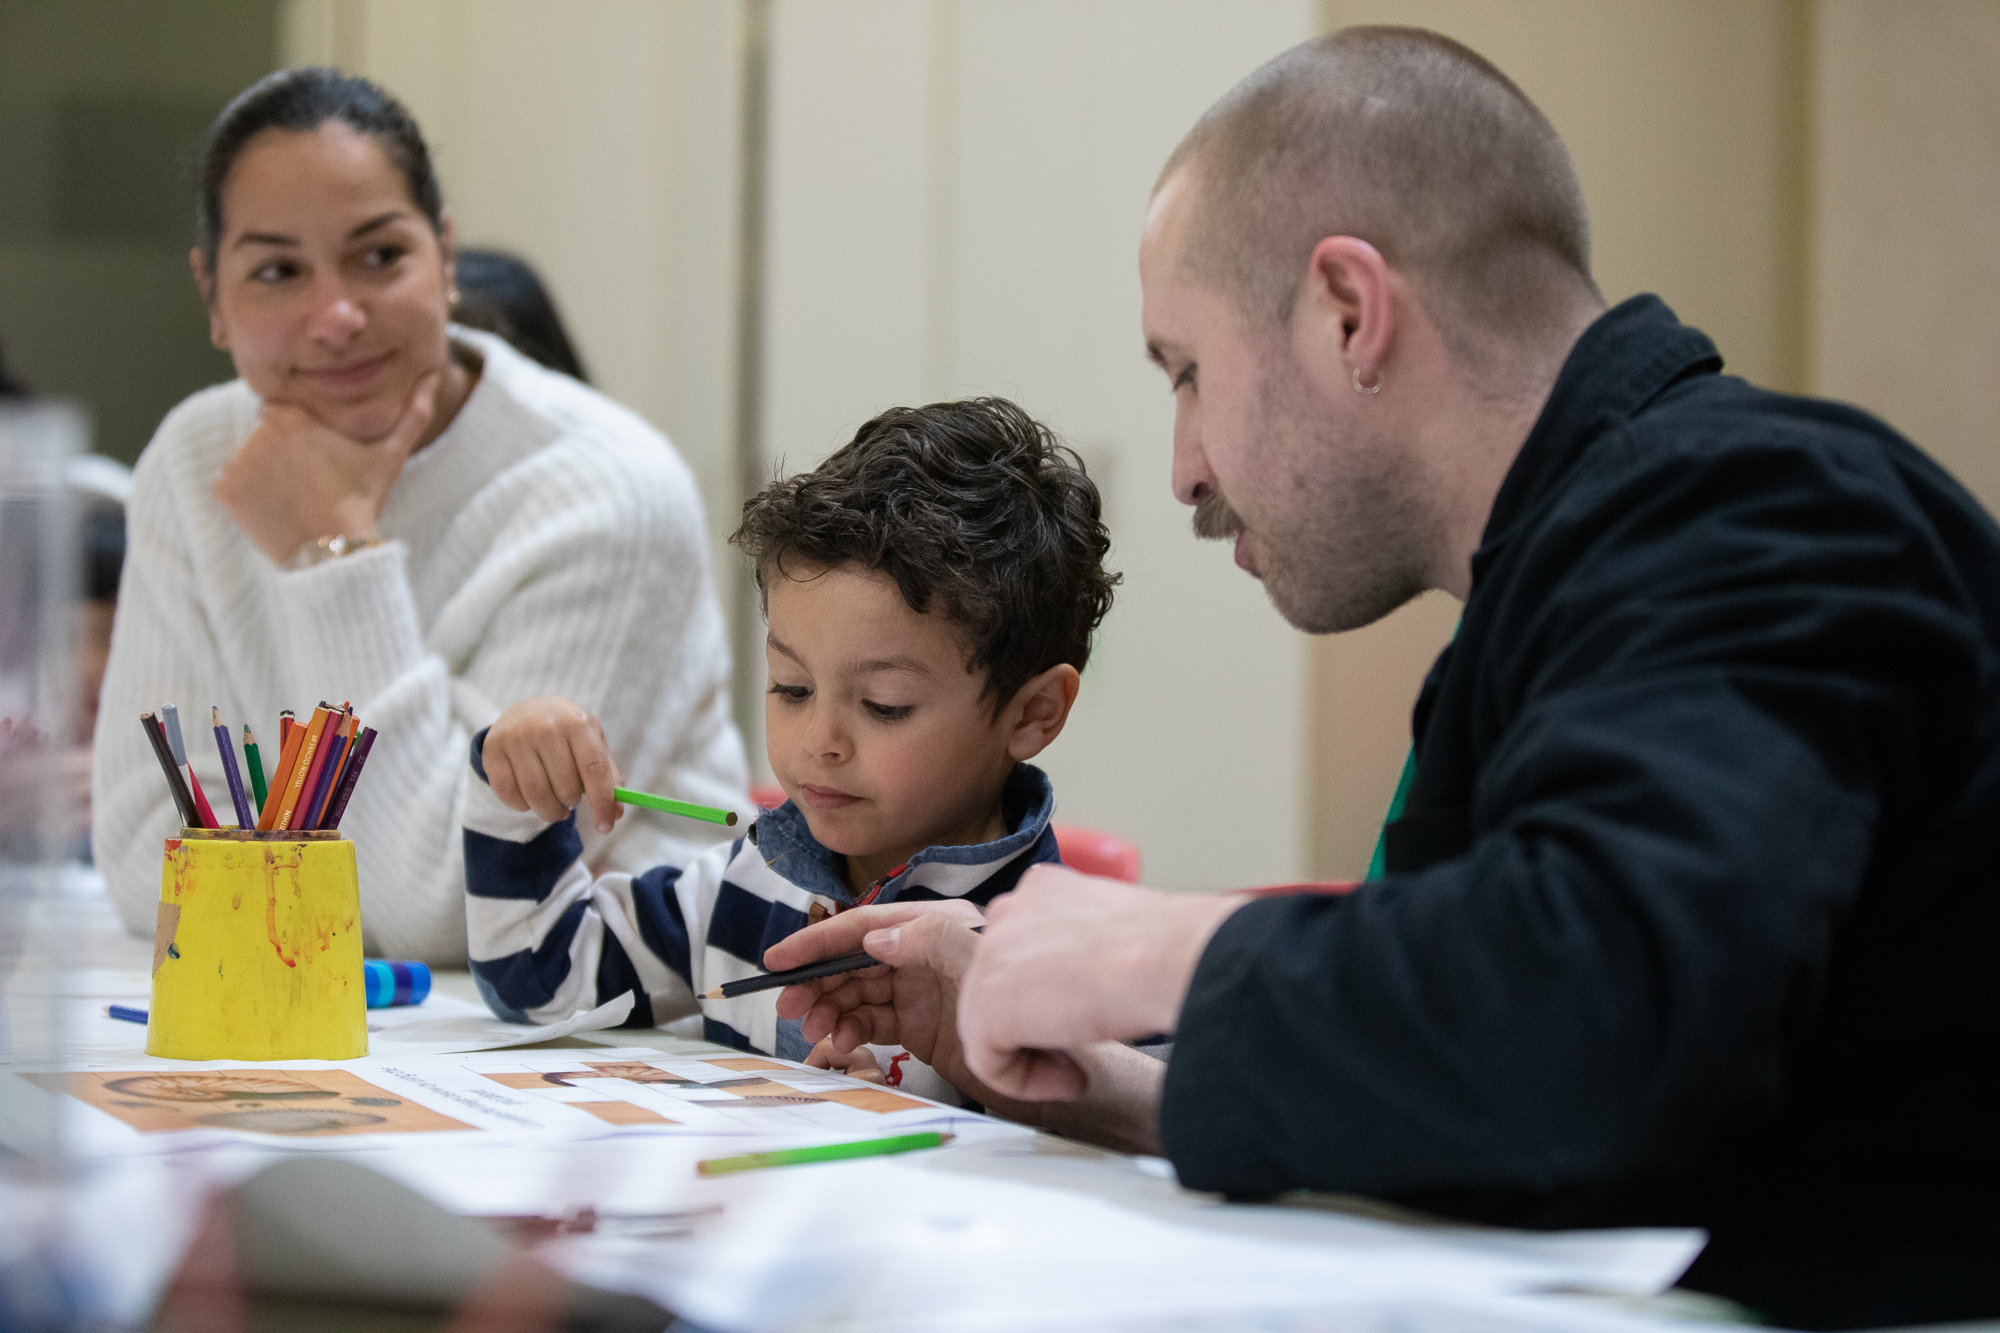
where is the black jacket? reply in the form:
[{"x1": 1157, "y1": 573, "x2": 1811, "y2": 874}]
[{"x1": 1161, "y1": 297, "x2": 2000, "y2": 1329}]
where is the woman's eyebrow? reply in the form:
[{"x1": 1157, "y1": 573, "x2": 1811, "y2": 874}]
[
  {"x1": 346, "y1": 209, "x2": 406, "y2": 240},
  {"x1": 229, "y1": 210, "x2": 405, "y2": 252},
  {"x1": 232, "y1": 230, "x2": 299, "y2": 250}
]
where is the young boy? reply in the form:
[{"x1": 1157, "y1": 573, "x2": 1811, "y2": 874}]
[{"x1": 462, "y1": 397, "x2": 1118, "y2": 1098}]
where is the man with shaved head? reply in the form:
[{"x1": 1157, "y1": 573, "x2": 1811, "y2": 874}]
[{"x1": 768, "y1": 28, "x2": 2000, "y2": 1327}]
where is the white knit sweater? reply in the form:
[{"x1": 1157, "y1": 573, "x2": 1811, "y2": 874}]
[{"x1": 93, "y1": 329, "x2": 748, "y2": 963}]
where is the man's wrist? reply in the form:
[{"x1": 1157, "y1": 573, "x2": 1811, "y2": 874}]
[{"x1": 1135, "y1": 892, "x2": 1248, "y2": 1034}]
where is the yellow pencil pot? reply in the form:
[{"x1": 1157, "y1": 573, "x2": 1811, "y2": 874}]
[{"x1": 148, "y1": 829, "x2": 367, "y2": 1061}]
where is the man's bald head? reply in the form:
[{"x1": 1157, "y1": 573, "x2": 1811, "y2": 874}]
[{"x1": 1159, "y1": 26, "x2": 1599, "y2": 359}]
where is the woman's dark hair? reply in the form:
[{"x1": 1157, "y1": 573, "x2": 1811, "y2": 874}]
[
  {"x1": 196, "y1": 67, "x2": 443, "y2": 267},
  {"x1": 452, "y1": 250, "x2": 590, "y2": 382},
  {"x1": 733, "y1": 397, "x2": 1121, "y2": 713}
]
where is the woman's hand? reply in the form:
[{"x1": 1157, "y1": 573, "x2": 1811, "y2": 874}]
[{"x1": 214, "y1": 371, "x2": 439, "y2": 564}]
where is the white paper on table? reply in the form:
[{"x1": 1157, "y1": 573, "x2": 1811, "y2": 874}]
[
  {"x1": 610, "y1": 1151, "x2": 1703, "y2": 1333},
  {"x1": 364, "y1": 990, "x2": 635, "y2": 1055},
  {"x1": 9, "y1": 989, "x2": 634, "y2": 1068}
]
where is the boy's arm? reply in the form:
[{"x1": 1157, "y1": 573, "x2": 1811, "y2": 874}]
[{"x1": 462, "y1": 727, "x2": 700, "y2": 1026}]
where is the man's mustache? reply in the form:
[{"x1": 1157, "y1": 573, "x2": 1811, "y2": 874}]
[{"x1": 1192, "y1": 489, "x2": 1243, "y2": 541}]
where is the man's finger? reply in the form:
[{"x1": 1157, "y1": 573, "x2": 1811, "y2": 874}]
[
  {"x1": 763, "y1": 898, "x2": 979, "y2": 971},
  {"x1": 762, "y1": 905, "x2": 905, "y2": 971}
]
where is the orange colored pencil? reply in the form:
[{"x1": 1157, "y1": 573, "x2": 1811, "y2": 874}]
[
  {"x1": 256, "y1": 717, "x2": 310, "y2": 830},
  {"x1": 273, "y1": 705, "x2": 333, "y2": 831}
]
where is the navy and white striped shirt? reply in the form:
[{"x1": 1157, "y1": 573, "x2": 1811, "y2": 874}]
[{"x1": 464, "y1": 734, "x2": 1061, "y2": 1073}]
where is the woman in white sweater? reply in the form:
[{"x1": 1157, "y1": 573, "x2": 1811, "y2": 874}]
[{"x1": 93, "y1": 68, "x2": 747, "y2": 962}]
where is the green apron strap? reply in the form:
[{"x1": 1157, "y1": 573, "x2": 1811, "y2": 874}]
[{"x1": 1365, "y1": 745, "x2": 1417, "y2": 882}]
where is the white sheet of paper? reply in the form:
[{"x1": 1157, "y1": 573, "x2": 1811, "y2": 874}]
[
  {"x1": 6, "y1": 989, "x2": 636, "y2": 1068},
  {"x1": 600, "y1": 1151, "x2": 1703, "y2": 1332}
]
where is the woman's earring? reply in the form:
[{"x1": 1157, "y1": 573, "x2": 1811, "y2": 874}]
[
  {"x1": 448, "y1": 288, "x2": 461, "y2": 308},
  {"x1": 1352, "y1": 366, "x2": 1382, "y2": 395}
]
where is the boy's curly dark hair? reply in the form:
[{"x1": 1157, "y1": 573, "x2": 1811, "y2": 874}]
[{"x1": 732, "y1": 397, "x2": 1121, "y2": 713}]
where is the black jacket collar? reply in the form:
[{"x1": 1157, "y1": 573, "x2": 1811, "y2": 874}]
[{"x1": 1473, "y1": 295, "x2": 1723, "y2": 584}]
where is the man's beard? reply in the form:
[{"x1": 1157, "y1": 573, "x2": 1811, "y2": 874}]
[{"x1": 1193, "y1": 358, "x2": 1433, "y2": 634}]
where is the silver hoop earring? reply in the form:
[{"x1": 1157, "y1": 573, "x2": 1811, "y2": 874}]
[{"x1": 1352, "y1": 366, "x2": 1382, "y2": 395}]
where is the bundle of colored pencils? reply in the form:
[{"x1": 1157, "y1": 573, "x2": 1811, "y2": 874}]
[{"x1": 140, "y1": 701, "x2": 377, "y2": 833}]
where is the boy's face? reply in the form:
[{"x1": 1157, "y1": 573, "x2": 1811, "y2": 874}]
[{"x1": 764, "y1": 563, "x2": 1018, "y2": 886}]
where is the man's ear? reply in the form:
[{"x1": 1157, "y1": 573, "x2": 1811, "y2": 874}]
[
  {"x1": 189, "y1": 248, "x2": 228, "y2": 350},
  {"x1": 1296, "y1": 234, "x2": 1395, "y2": 397},
  {"x1": 1003, "y1": 663, "x2": 1082, "y2": 762}
]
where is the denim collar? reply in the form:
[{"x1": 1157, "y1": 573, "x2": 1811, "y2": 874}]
[{"x1": 746, "y1": 763, "x2": 1055, "y2": 905}]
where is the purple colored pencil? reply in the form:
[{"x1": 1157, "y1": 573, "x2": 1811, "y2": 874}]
[
  {"x1": 319, "y1": 726, "x2": 376, "y2": 830},
  {"x1": 211, "y1": 707, "x2": 254, "y2": 828},
  {"x1": 301, "y1": 725, "x2": 349, "y2": 829}
]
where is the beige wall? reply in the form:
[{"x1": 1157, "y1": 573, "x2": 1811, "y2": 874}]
[
  {"x1": 1305, "y1": 0, "x2": 1997, "y2": 879},
  {"x1": 1811, "y1": 0, "x2": 2000, "y2": 514}
]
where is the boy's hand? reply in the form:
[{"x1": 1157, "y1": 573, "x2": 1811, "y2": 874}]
[
  {"x1": 805, "y1": 1038, "x2": 885, "y2": 1084},
  {"x1": 482, "y1": 696, "x2": 624, "y2": 834}
]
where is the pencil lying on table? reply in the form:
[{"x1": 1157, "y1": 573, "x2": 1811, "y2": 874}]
[{"x1": 697, "y1": 1131, "x2": 952, "y2": 1176}]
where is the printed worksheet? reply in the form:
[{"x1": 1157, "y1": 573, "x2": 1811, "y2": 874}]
[
  {"x1": 462, "y1": 1053, "x2": 942, "y2": 1133},
  {"x1": 10, "y1": 1047, "x2": 1015, "y2": 1157}
]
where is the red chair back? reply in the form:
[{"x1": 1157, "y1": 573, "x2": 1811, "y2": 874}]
[{"x1": 1051, "y1": 824, "x2": 1142, "y2": 882}]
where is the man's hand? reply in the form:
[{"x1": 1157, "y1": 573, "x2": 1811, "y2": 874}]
[
  {"x1": 768, "y1": 899, "x2": 982, "y2": 1067},
  {"x1": 768, "y1": 893, "x2": 1174, "y2": 1154},
  {"x1": 482, "y1": 696, "x2": 623, "y2": 833},
  {"x1": 214, "y1": 371, "x2": 439, "y2": 564},
  {"x1": 959, "y1": 864, "x2": 1246, "y2": 1101},
  {"x1": 767, "y1": 900, "x2": 1074, "y2": 1114}
]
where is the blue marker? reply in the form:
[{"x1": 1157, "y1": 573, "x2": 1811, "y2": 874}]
[
  {"x1": 364, "y1": 960, "x2": 430, "y2": 1008},
  {"x1": 102, "y1": 964, "x2": 426, "y2": 1027}
]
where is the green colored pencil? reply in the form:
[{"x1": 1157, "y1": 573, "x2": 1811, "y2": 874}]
[
  {"x1": 614, "y1": 786, "x2": 738, "y2": 827},
  {"x1": 243, "y1": 725, "x2": 268, "y2": 812},
  {"x1": 696, "y1": 1131, "x2": 950, "y2": 1177}
]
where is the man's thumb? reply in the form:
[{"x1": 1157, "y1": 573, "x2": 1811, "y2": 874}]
[{"x1": 861, "y1": 924, "x2": 910, "y2": 963}]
